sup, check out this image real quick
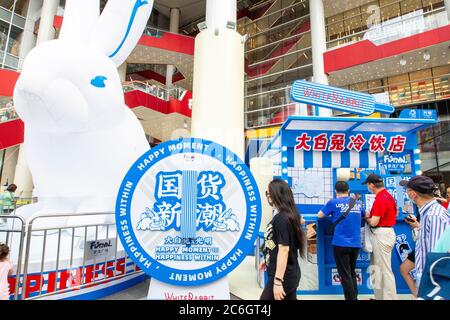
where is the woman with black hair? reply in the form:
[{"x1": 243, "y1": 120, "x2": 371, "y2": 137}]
[{"x1": 259, "y1": 179, "x2": 306, "y2": 300}]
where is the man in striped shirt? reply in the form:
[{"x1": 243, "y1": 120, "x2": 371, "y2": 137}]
[{"x1": 400, "y1": 176, "x2": 450, "y2": 286}]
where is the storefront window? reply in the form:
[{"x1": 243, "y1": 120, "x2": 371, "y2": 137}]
[
  {"x1": 433, "y1": 65, "x2": 450, "y2": 100},
  {"x1": 410, "y1": 69, "x2": 435, "y2": 102},
  {"x1": 389, "y1": 74, "x2": 411, "y2": 105},
  {"x1": 326, "y1": 0, "x2": 447, "y2": 48}
]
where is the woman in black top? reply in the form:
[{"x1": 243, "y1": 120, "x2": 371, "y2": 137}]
[{"x1": 259, "y1": 179, "x2": 306, "y2": 300}]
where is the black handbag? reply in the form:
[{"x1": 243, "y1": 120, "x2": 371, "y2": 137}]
[{"x1": 330, "y1": 197, "x2": 356, "y2": 235}]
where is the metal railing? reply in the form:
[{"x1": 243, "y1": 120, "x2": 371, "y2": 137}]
[
  {"x1": 0, "y1": 212, "x2": 143, "y2": 300},
  {"x1": 123, "y1": 80, "x2": 188, "y2": 101},
  {"x1": 0, "y1": 104, "x2": 19, "y2": 124},
  {"x1": 0, "y1": 215, "x2": 26, "y2": 300},
  {"x1": 143, "y1": 26, "x2": 195, "y2": 41}
]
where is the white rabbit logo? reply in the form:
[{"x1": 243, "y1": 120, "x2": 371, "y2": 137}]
[{"x1": 13, "y1": 0, "x2": 154, "y2": 223}]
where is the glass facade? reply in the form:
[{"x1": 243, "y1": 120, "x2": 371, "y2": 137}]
[
  {"x1": 0, "y1": 0, "x2": 27, "y2": 70},
  {"x1": 345, "y1": 65, "x2": 450, "y2": 106},
  {"x1": 326, "y1": 0, "x2": 447, "y2": 48},
  {"x1": 240, "y1": 0, "x2": 312, "y2": 129},
  {"x1": 403, "y1": 99, "x2": 450, "y2": 185},
  {"x1": 241, "y1": 0, "x2": 450, "y2": 129}
]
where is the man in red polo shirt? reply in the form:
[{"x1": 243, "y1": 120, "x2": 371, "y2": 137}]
[{"x1": 363, "y1": 173, "x2": 397, "y2": 300}]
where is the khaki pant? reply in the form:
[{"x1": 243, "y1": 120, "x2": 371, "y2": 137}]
[{"x1": 369, "y1": 227, "x2": 397, "y2": 300}]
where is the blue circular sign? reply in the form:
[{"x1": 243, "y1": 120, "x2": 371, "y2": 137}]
[{"x1": 115, "y1": 138, "x2": 262, "y2": 286}]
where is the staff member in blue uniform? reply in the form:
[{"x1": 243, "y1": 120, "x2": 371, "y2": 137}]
[{"x1": 318, "y1": 181, "x2": 365, "y2": 300}]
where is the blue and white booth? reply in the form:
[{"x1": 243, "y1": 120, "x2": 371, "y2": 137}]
[{"x1": 251, "y1": 80, "x2": 438, "y2": 296}]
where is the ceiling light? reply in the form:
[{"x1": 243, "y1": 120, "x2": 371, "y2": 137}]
[
  {"x1": 226, "y1": 21, "x2": 236, "y2": 30},
  {"x1": 197, "y1": 22, "x2": 208, "y2": 31},
  {"x1": 400, "y1": 56, "x2": 407, "y2": 66},
  {"x1": 423, "y1": 50, "x2": 431, "y2": 61}
]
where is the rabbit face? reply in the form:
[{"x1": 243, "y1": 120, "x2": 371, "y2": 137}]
[
  {"x1": 15, "y1": 40, "x2": 125, "y2": 133},
  {"x1": 14, "y1": 0, "x2": 155, "y2": 133}
]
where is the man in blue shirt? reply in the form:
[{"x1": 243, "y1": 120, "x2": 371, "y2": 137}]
[{"x1": 318, "y1": 181, "x2": 365, "y2": 300}]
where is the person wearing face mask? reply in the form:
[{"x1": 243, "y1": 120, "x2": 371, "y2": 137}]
[
  {"x1": 363, "y1": 173, "x2": 398, "y2": 300},
  {"x1": 259, "y1": 179, "x2": 306, "y2": 300},
  {"x1": 399, "y1": 176, "x2": 450, "y2": 288}
]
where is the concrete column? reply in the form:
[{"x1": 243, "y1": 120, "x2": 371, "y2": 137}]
[
  {"x1": 191, "y1": 0, "x2": 245, "y2": 158},
  {"x1": 205, "y1": 0, "x2": 236, "y2": 29},
  {"x1": 445, "y1": 0, "x2": 450, "y2": 21},
  {"x1": 309, "y1": 0, "x2": 332, "y2": 117},
  {"x1": 165, "y1": 8, "x2": 180, "y2": 89},
  {"x1": 14, "y1": 0, "x2": 58, "y2": 198},
  {"x1": 18, "y1": 0, "x2": 42, "y2": 69},
  {"x1": 118, "y1": 62, "x2": 128, "y2": 82},
  {"x1": 36, "y1": 0, "x2": 59, "y2": 44},
  {"x1": 13, "y1": 146, "x2": 33, "y2": 198},
  {"x1": 0, "y1": 146, "x2": 20, "y2": 187},
  {"x1": 250, "y1": 158, "x2": 274, "y2": 232}
]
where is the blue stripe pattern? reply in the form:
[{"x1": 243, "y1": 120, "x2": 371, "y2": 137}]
[
  {"x1": 322, "y1": 151, "x2": 332, "y2": 168},
  {"x1": 287, "y1": 149, "x2": 295, "y2": 167},
  {"x1": 289, "y1": 149, "x2": 376, "y2": 169},
  {"x1": 341, "y1": 150, "x2": 350, "y2": 167},
  {"x1": 109, "y1": 0, "x2": 149, "y2": 59},
  {"x1": 304, "y1": 151, "x2": 314, "y2": 169},
  {"x1": 291, "y1": 80, "x2": 375, "y2": 115},
  {"x1": 359, "y1": 150, "x2": 369, "y2": 168},
  {"x1": 415, "y1": 200, "x2": 450, "y2": 280},
  {"x1": 181, "y1": 170, "x2": 198, "y2": 239}
]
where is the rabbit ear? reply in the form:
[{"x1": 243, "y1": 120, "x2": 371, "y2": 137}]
[
  {"x1": 89, "y1": 0, "x2": 154, "y2": 66},
  {"x1": 59, "y1": 0, "x2": 100, "y2": 43}
]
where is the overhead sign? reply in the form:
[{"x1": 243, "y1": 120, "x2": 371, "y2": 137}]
[
  {"x1": 116, "y1": 138, "x2": 261, "y2": 286},
  {"x1": 291, "y1": 80, "x2": 395, "y2": 116},
  {"x1": 381, "y1": 154, "x2": 408, "y2": 173},
  {"x1": 399, "y1": 108, "x2": 437, "y2": 120},
  {"x1": 294, "y1": 132, "x2": 407, "y2": 153}
]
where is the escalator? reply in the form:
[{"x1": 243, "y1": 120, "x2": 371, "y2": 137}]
[
  {"x1": 245, "y1": 18, "x2": 310, "y2": 78},
  {"x1": 0, "y1": 81, "x2": 192, "y2": 152},
  {"x1": 250, "y1": 0, "x2": 300, "y2": 33},
  {"x1": 124, "y1": 81, "x2": 192, "y2": 143}
]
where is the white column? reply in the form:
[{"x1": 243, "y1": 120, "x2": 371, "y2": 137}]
[
  {"x1": 191, "y1": 0, "x2": 245, "y2": 158},
  {"x1": 188, "y1": 0, "x2": 242, "y2": 299},
  {"x1": 205, "y1": 0, "x2": 236, "y2": 29},
  {"x1": 445, "y1": 0, "x2": 450, "y2": 21},
  {"x1": 18, "y1": 0, "x2": 43, "y2": 69},
  {"x1": 250, "y1": 158, "x2": 274, "y2": 232},
  {"x1": 14, "y1": 0, "x2": 58, "y2": 198},
  {"x1": 36, "y1": 0, "x2": 59, "y2": 44},
  {"x1": 165, "y1": 8, "x2": 180, "y2": 89},
  {"x1": 309, "y1": 0, "x2": 332, "y2": 117},
  {"x1": 13, "y1": 145, "x2": 34, "y2": 198}
]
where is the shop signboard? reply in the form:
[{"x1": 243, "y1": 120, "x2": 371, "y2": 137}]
[
  {"x1": 293, "y1": 132, "x2": 408, "y2": 154},
  {"x1": 116, "y1": 138, "x2": 261, "y2": 288},
  {"x1": 381, "y1": 154, "x2": 408, "y2": 173},
  {"x1": 85, "y1": 238, "x2": 117, "y2": 260},
  {"x1": 291, "y1": 80, "x2": 395, "y2": 116}
]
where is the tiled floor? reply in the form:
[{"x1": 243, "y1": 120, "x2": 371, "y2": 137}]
[
  {"x1": 100, "y1": 277, "x2": 242, "y2": 300},
  {"x1": 101, "y1": 257, "x2": 414, "y2": 300},
  {"x1": 100, "y1": 278, "x2": 151, "y2": 300}
]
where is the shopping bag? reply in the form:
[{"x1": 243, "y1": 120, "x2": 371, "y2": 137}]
[
  {"x1": 417, "y1": 253, "x2": 450, "y2": 300},
  {"x1": 361, "y1": 224, "x2": 373, "y2": 253}
]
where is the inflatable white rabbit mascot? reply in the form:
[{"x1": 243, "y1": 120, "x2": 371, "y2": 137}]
[{"x1": 13, "y1": 0, "x2": 153, "y2": 223}]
